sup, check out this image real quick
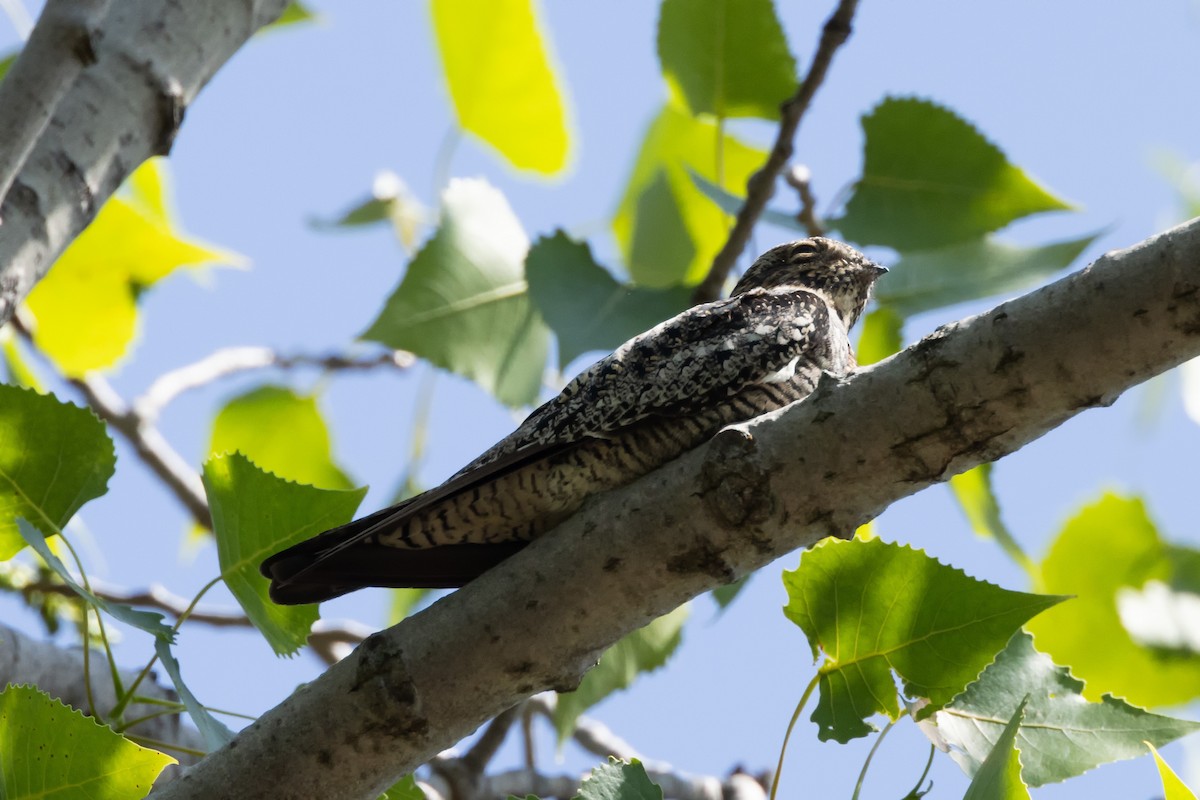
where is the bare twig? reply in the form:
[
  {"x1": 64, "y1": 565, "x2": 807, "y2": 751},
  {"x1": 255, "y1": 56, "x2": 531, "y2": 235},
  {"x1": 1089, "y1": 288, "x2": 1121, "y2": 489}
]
[
  {"x1": 422, "y1": 764, "x2": 765, "y2": 800},
  {"x1": 692, "y1": 0, "x2": 860, "y2": 304},
  {"x1": 526, "y1": 694, "x2": 647, "y2": 763},
  {"x1": 783, "y1": 165, "x2": 825, "y2": 237},
  {"x1": 135, "y1": 346, "x2": 413, "y2": 422}
]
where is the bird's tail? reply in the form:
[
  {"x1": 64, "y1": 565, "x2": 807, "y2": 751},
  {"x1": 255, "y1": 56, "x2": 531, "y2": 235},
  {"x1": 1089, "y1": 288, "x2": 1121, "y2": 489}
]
[{"x1": 260, "y1": 505, "x2": 527, "y2": 605}]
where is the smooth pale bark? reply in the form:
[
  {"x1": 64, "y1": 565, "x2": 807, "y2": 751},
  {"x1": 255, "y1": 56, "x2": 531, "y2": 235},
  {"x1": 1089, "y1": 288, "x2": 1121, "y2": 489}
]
[
  {"x1": 153, "y1": 220, "x2": 1200, "y2": 799},
  {"x1": 0, "y1": 0, "x2": 289, "y2": 326}
]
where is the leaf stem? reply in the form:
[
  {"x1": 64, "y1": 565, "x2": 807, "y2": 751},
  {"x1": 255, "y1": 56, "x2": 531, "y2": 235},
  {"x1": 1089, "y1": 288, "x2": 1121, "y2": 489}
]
[
  {"x1": 904, "y1": 744, "x2": 936, "y2": 799},
  {"x1": 769, "y1": 672, "x2": 820, "y2": 800},
  {"x1": 850, "y1": 718, "x2": 895, "y2": 800}
]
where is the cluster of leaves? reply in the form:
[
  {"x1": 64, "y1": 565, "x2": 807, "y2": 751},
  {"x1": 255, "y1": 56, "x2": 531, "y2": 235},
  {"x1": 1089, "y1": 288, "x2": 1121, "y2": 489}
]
[{"x1": 2, "y1": 0, "x2": 1199, "y2": 797}]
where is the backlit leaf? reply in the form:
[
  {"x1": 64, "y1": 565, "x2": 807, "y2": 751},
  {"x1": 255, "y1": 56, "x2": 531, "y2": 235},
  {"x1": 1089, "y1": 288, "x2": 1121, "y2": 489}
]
[
  {"x1": 961, "y1": 701, "x2": 1030, "y2": 800},
  {"x1": 838, "y1": 98, "x2": 1072, "y2": 250},
  {"x1": 432, "y1": 0, "x2": 571, "y2": 175},
  {"x1": 0, "y1": 385, "x2": 113, "y2": 558},
  {"x1": 657, "y1": 0, "x2": 796, "y2": 119},
  {"x1": 782, "y1": 537, "x2": 1062, "y2": 742},
  {"x1": 362, "y1": 178, "x2": 550, "y2": 407},
  {"x1": 204, "y1": 453, "x2": 366, "y2": 655}
]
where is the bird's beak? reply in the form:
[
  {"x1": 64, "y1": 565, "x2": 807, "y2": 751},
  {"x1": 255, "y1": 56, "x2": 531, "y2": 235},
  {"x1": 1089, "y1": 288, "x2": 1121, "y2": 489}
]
[{"x1": 871, "y1": 263, "x2": 889, "y2": 277}]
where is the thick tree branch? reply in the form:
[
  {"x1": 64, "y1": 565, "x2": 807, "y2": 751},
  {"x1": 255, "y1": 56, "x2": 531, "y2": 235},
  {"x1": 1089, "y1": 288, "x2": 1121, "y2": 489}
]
[
  {"x1": 0, "y1": 0, "x2": 289, "y2": 327},
  {"x1": 692, "y1": 0, "x2": 859, "y2": 304},
  {"x1": 151, "y1": 220, "x2": 1200, "y2": 799}
]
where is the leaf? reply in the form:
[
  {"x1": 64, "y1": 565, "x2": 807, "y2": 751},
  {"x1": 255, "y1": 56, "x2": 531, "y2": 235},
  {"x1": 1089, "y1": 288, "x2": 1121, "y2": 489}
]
[
  {"x1": 263, "y1": 1, "x2": 318, "y2": 32},
  {"x1": 431, "y1": 0, "x2": 571, "y2": 175},
  {"x1": 961, "y1": 700, "x2": 1030, "y2": 800},
  {"x1": 837, "y1": 98, "x2": 1073, "y2": 250},
  {"x1": 311, "y1": 172, "x2": 427, "y2": 252},
  {"x1": 525, "y1": 232, "x2": 690, "y2": 369},
  {"x1": 613, "y1": 104, "x2": 767, "y2": 287},
  {"x1": 361, "y1": 178, "x2": 550, "y2": 408},
  {"x1": 379, "y1": 773, "x2": 426, "y2": 800},
  {"x1": 203, "y1": 453, "x2": 366, "y2": 655},
  {"x1": 575, "y1": 759, "x2": 664, "y2": 800},
  {"x1": 874, "y1": 233, "x2": 1097, "y2": 317},
  {"x1": 554, "y1": 605, "x2": 689, "y2": 744},
  {"x1": 0, "y1": 49, "x2": 16, "y2": 83},
  {"x1": 656, "y1": 0, "x2": 797, "y2": 119},
  {"x1": 1149, "y1": 743, "x2": 1199, "y2": 800},
  {"x1": 948, "y1": 464, "x2": 1035, "y2": 575},
  {"x1": 782, "y1": 537, "x2": 1063, "y2": 742},
  {"x1": 154, "y1": 638, "x2": 235, "y2": 751},
  {"x1": 934, "y1": 632, "x2": 1200, "y2": 786},
  {"x1": 24, "y1": 158, "x2": 245, "y2": 376},
  {"x1": 0, "y1": 385, "x2": 114, "y2": 558},
  {"x1": 1026, "y1": 493, "x2": 1200, "y2": 707},
  {"x1": 855, "y1": 306, "x2": 903, "y2": 366},
  {"x1": 711, "y1": 575, "x2": 749, "y2": 610},
  {"x1": 19, "y1": 519, "x2": 175, "y2": 641},
  {"x1": 209, "y1": 385, "x2": 353, "y2": 490},
  {"x1": 0, "y1": 684, "x2": 175, "y2": 798}
]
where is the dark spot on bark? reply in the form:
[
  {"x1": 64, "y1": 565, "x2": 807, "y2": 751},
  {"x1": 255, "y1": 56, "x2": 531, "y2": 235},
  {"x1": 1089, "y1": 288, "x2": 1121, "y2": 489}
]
[
  {"x1": 667, "y1": 539, "x2": 734, "y2": 582},
  {"x1": 994, "y1": 346, "x2": 1024, "y2": 372},
  {"x1": 505, "y1": 661, "x2": 535, "y2": 676},
  {"x1": 812, "y1": 410, "x2": 834, "y2": 424},
  {"x1": 603, "y1": 556, "x2": 622, "y2": 572},
  {"x1": 317, "y1": 749, "x2": 332, "y2": 766}
]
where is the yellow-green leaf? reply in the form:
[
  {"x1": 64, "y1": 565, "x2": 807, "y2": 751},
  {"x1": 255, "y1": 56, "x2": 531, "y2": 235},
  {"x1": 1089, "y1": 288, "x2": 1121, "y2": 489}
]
[
  {"x1": 855, "y1": 306, "x2": 902, "y2": 366},
  {"x1": 25, "y1": 158, "x2": 245, "y2": 376},
  {"x1": 613, "y1": 104, "x2": 766, "y2": 287},
  {"x1": 208, "y1": 385, "x2": 353, "y2": 490},
  {"x1": 1027, "y1": 493, "x2": 1200, "y2": 707},
  {"x1": 0, "y1": 685, "x2": 175, "y2": 798},
  {"x1": 432, "y1": 0, "x2": 571, "y2": 175},
  {"x1": 204, "y1": 453, "x2": 366, "y2": 655},
  {"x1": 1149, "y1": 743, "x2": 1199, "y2": 800}
]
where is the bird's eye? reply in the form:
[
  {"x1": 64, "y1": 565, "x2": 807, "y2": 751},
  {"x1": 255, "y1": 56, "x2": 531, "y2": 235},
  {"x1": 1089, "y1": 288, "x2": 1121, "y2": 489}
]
[{"x1": 789, "y1": 241, "x2": 820, "y2": 261}]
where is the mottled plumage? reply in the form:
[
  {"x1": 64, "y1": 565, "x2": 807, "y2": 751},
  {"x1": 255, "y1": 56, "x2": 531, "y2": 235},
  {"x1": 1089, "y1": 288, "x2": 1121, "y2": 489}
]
[{"x1": 262, "y1": 238, "x2": 886, "y2": 604}]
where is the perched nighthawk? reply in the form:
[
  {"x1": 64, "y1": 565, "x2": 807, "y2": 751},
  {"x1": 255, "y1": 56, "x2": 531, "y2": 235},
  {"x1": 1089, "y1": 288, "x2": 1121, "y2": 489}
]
[{"x1": 262, "y1": 237, "x2": 886, "y2": 604}]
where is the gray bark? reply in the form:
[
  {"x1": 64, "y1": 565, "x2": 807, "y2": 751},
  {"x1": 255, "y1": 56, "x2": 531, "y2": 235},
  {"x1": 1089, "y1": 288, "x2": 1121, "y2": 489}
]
[
  {"x1": 0, "y1": 0, "x2": 289, "y2": 326},
  {"x1": 151, "y1": 219, "x2": 1200, "y2": 798}
]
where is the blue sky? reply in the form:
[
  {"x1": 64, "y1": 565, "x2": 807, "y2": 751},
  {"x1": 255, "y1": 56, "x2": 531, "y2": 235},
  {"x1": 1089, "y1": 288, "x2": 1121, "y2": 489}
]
[{"x1": 4, "y1": 1, "x2": 1200, "y2": 796}]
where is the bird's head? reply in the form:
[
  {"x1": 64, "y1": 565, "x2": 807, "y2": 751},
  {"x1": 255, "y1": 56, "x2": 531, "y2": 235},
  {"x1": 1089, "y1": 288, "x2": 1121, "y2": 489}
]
[{"x1": 731, "y1": 238, "x2": 888, "y2": 329}]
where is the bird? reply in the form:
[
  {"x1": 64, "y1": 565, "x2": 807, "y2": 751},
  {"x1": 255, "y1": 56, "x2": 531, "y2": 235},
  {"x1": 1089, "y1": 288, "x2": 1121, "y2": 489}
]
[{"x1": 261, "y1": 237, "x2": 887, "y2": 604}]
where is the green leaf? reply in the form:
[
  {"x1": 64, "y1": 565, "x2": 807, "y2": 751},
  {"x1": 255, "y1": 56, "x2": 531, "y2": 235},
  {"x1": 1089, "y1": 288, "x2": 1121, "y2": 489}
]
[
  {"x1": 19, "y1": 519, "x2": 175, "y2": 640},
  {"x1": 203, "y1": 453, "x2": 366, "y2": 655},
  {"x1": 855, "y1": 306, "x2": 902, "y2": 366},
  {"x1": 154, "y1": 638, "x2": 235, "y2": 751},
  {"x1": 934, "y1": 632, "x2": 1200, "y2": 786},
  {"x1": 656, "y1": 0, "x2": 796, "y2": 119},
  {"x1": 613, "y1": 104, "x2": 767, "y2": 287},
  {"x1": 961, "y1": 700, "x2": 1031, "y2": 800},
  {"x1": 1026, "y1": 493, "x2": 1200, "y2": 707},
  {"x1": 431, "y1": 0, "x2": 571, "y2": 175},
  {"x1": 361, "y1": 178, "x2": 550, "y2": 408},
  {"x1": 0, "y1": 684, "x2": 175, "y2": 798},
  {"x1": 525, "y1": 232, "x2": 690, "y2": 369},
  {"x1": 1151, "y1": 149, "x2": 1200, "y2": 222},
  {"x1": 25, "y1": 158, "x2": 245, "y2": 376},
  {"x1": 837, "y1": 98, "x2": 1073, "y2": 250},
  {"x1": 1149, "y1": 743, "x2": 1199, "y2": 800},
  {"x1": 575, "y1": 759, "x2": 663, "y2": 800},
  {"x1": 782, "y1": 537, "x2": 1063, "y2": 743},
  {"x1": 388, "y1": 588, "x2": 430, "y2": 625},
  {"x1": 0, "y1": 385, "x2": 114, "y2": 558},
  {"x1": 554, "y1": 605, "x2": 689, "y2": 744},
  {"x1": 379, "y1": 773, "x2": 426, "y2": 800},
  {"x1": 710, "y1": 575, "x2": 749, "y2": 610},
  {"x1": 875, "y1": 234, "x2": 1096, "y2": 317},
  {"x1": 209, "y1": 385, "x2": 353, "y2": 490}
]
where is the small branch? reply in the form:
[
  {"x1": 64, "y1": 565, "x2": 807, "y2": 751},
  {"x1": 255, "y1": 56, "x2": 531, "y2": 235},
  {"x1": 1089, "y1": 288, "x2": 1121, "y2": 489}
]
[
  {"x1": 782, "y1": 165, "x2": 825, "y2": 237},
  {"x1": 422, "y1": 764, "x2": 766, "y2": 800},
  {"x1": 135, "y1": 346, "x2": 413, "y2": 423},
  {"x1": 692, "y1": 0, "x2": 860, "y2": 304},
  {"x1": 526, "y1": 694, "x2": 647, "y2": 763},
  {"x1": 72, "y1": 370, "x2": 213, "y2": 529},
  {"x1": 461, "y1": 706, "x2": 519, "y2": 775}
]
